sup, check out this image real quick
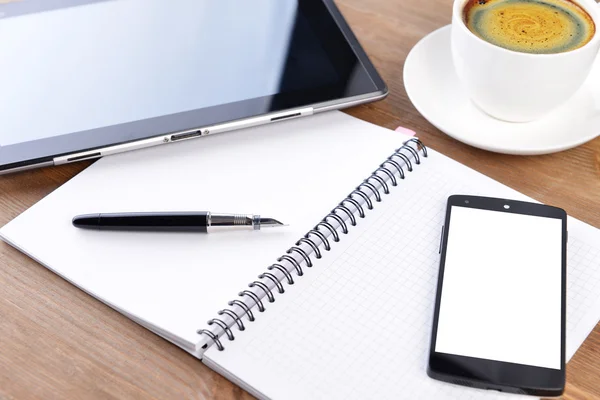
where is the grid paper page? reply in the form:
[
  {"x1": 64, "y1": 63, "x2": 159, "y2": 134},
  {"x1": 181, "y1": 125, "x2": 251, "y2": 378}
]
[{"x1": 204, "y1": 147, "x2": 600, "y2": 400}]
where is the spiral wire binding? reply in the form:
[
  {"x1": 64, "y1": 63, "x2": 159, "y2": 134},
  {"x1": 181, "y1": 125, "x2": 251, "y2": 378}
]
[
  {"x1": 197, "y1": 139, "x2": 427, "y2": 351},
  {"x1": 278, "y1": 254, "x2": 305, "y2": 276},
  {"x1": 249, "y1": 281, "x2": 275, "y2": 303},
  {"x1": 393, "y1": 152, "x2": 413, "y2": 172},
  {"x1": 306, "y1": 228, "x2": 331, "y2": 250},
  {"x1": 268, "y1": 263, "x2": 295, "y2": 285},
  {"x1": 239, "y1": 290, "x2": 265, "y2": 312},
  {"x1": 296, "y1": 237, "x2": 322, "y2": 259},
  {"x1": 316, "y1": 221, "x2": 340, "y2": 242},
  {"x1": 218, "y1": 309, "x2": 246, "y2": 331},
  {"x1": 258, "y1": 272, "x2": 285, "y2": 294},
  {"x1": 333, "y1": 205, "x2": 356, "y2": 227},
  {"x1": 376, "y1": 166, "x2": 397, "y2": 186},
  {"x1": 342, "y1": 198, "x2": 365, "y2": 219},
  {"x1": 326, "y1": 213, "x2": 348, "y2": 234},
  {"x1": 287, "y1": 247, "x2": 313, "y2": 268},
  {"x1": 385, "y1": 160, "x2": 404, "y2": 179},
  {"x1": 228, "y1": 299, "x2": 255, "y2": 321},
  {"x1": 351, "y1": 189, "x2": 373, "y2": 210}
]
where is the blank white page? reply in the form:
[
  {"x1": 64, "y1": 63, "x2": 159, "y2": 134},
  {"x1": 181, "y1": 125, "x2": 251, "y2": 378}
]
[
  {"x1": 0, "y1": 112, "x2": 404, "y2": 352},
  {"x1": 204, "y1": 147, "x2": 600, "y2": 399}
]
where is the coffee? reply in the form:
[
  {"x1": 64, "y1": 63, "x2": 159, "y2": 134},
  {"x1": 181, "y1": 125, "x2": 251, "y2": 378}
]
[{"x1": 463, "y1": 0, "x2": 595, "y2": 54}]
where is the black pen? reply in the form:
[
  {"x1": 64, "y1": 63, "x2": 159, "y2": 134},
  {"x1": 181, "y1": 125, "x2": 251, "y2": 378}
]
[{"x1": 72, "y1": 212, "x2": 285, "y2": 233}]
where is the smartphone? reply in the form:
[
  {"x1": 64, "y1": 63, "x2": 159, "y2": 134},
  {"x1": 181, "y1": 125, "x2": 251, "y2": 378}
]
[{"x1": 428, "y1": 195, "x2": 567, "y2": 397}]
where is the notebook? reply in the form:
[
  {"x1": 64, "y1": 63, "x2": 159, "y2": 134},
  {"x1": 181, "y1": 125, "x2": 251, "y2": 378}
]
[{"x1": 2, "y1": 112, "x2": 600, "y2": 399}]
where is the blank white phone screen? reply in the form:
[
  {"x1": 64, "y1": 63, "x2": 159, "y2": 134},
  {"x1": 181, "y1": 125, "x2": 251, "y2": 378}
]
[{"x1": 435, "y1": 206, "x2": 563, "y2": 370}]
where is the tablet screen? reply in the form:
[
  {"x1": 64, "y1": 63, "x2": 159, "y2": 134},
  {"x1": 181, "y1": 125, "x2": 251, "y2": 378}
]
[
  {"x1": 0, "y1": 0, "x2": 377, "y2": 162},
  {"x1": 435, "y1": 206, "x2": 563, "y2": 370}
]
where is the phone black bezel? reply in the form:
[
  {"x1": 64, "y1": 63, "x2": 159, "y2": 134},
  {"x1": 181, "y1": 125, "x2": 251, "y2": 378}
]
[{"x1": 428, "y1": 195, "x2": 567, "y2": 397}]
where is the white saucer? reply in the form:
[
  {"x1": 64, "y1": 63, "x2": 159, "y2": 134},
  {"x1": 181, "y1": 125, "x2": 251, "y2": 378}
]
[{"x1": 404, "y1": 25, "x2": 600, "y2": 155}]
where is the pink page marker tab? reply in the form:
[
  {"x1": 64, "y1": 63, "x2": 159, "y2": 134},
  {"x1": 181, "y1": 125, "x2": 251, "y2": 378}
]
[{"x1": 395, "y1": 126, "x2": 416, "y2": 137}]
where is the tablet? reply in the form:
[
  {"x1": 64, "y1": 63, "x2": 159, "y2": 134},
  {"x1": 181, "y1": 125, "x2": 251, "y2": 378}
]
[{"x1": 0, "y1": 0, "x2": 387, "y2": 174}]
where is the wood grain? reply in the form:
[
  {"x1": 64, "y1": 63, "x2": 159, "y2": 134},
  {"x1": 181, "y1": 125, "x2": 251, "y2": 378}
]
[{"x1": 1, "y1": 0, "x2": 599, "y2": 399}]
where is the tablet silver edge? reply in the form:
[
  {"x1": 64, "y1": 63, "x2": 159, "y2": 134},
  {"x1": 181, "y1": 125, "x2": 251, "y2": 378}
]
[{"x1": 0, "y1": 90, "x2": 386, "y2": 175}]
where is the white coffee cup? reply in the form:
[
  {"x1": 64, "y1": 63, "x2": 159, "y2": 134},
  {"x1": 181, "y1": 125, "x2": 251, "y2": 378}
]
[{"x1": 451, "y1": 0, "x2": 600, "y2": 122}]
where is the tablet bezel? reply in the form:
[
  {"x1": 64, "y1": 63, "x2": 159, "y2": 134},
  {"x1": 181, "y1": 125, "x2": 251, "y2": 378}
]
[
  {"x1": 0, "y1": 0, "x2": 387, "y2": 173},
  {"x1": 428, "y1": 195, "x2": 567, "y2": 397}
]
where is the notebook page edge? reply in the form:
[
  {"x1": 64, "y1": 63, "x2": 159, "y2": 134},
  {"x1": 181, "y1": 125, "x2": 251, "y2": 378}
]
[{"x1": 203, "y1": 355, "x2": 269, "y2": 400}]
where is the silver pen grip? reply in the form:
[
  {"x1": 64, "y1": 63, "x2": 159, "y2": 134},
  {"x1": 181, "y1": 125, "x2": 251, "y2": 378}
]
[{"x1": 208, "y1": 213, "x2": 260, "y2": 232}]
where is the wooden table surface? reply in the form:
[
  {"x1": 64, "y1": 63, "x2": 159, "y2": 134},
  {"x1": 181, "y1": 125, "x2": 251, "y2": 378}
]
[{"x1": 1, "y1": 0, "x2": 599, "y2": 399}]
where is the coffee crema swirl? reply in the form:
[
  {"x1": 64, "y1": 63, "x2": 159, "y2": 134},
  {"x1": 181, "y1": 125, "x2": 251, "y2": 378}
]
[{"x1": 463, "y1": 0, "x2": 595, "y2": 54}]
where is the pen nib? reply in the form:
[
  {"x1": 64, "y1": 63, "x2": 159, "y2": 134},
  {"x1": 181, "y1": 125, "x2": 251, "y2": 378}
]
[{"x1": 258, "y1": 217, "x2": 286, "y2": 229}]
